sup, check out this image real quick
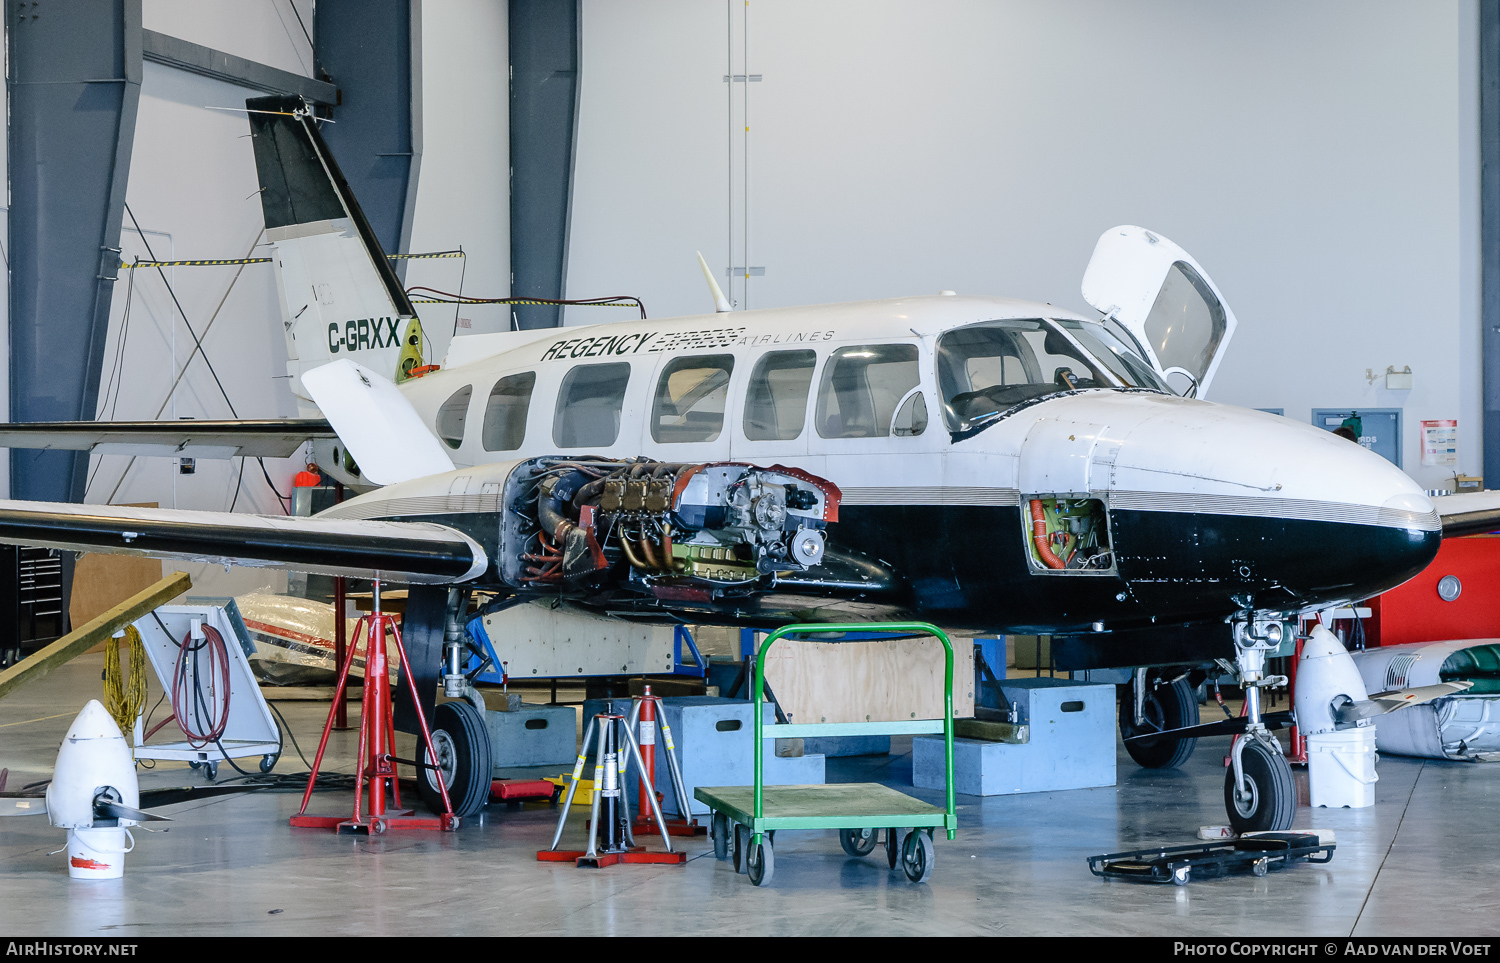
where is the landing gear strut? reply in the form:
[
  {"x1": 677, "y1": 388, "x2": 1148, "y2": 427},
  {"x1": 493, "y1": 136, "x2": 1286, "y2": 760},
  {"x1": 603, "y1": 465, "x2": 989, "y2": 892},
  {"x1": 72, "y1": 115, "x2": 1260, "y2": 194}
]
[{"x1": 1224, "y1": 617, "x2": 1294, "y2": 832}]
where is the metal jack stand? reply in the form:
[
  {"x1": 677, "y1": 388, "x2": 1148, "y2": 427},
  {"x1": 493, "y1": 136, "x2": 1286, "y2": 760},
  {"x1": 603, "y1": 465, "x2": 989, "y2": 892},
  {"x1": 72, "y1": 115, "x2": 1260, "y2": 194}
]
[
  {"x1": 290, "y1": 581, "x2": 458, "y2": 834},
  {"x1": 629, "y1": 686, "x2": 705, "y2": 838},
  {"x1": 538, "y1": 711, "x2": 686, "y2": 867}
]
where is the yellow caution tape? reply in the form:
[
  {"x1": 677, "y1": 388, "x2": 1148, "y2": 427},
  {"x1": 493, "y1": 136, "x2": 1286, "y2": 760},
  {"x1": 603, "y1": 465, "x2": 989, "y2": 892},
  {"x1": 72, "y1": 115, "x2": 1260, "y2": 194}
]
[{"x1": 119, "y1": 251, "x2": 465, "y2": 269}]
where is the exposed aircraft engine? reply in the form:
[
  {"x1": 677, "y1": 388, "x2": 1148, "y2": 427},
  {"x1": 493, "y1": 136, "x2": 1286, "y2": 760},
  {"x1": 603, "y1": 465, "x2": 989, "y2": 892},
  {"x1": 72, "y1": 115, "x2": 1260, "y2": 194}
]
[{"x1": 500, "y1": 457, "x2": 840, "y2": 590}]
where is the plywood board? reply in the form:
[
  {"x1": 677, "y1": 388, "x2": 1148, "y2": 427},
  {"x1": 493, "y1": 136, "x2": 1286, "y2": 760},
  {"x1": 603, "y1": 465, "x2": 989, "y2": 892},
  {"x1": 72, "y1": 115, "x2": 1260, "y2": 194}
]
[
  {"x1": 73, "y1": 554, "x2": 165, "y2": 637},
  {"x1": 762, "y1": 635, "x2": 975, "y2": 725}
]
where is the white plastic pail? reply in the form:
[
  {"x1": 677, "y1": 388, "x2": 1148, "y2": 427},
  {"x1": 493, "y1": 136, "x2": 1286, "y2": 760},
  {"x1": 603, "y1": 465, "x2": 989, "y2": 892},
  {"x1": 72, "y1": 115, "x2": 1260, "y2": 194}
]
[
  {"x1": 66, "y1": 827, "x2": 133, "y2": 880},
  {"x1": 1307, "y1": 726, "x2": 1378, "y2": 809}
]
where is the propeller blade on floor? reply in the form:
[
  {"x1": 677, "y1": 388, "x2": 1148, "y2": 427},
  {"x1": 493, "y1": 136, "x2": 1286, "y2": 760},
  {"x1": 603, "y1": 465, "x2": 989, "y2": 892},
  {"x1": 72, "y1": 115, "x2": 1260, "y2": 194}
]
[
  {"x1": 94, "y1": 800, "x2": 171, "y2": 822},
  {"x1": 1124, "y1": 710, "x2": 1295, "y2": 742}
]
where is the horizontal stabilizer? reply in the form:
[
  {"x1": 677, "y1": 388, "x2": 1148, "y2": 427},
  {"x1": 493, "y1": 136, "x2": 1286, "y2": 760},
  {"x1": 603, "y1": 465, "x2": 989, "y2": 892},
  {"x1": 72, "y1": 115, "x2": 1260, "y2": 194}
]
[
  {"x1": 301, "y1": 359, "x2": 454, "y2": 485},
  {"x1": 0, "y1": 499, "x2": 487, "y2": 584},
  {"x1": 0, "y1": 419, "x2": 335, "y2": 459},
  {"x1": 1124, "y1": 710, "x2": 1294, "y2": 742},
  {"x1": 1332, "y1": 681, "x2": 1473, "y2": 727}
]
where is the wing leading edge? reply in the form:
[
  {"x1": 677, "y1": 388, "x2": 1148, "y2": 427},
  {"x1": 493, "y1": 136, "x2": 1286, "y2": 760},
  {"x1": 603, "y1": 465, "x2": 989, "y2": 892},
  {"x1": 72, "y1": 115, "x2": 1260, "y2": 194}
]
[
  {"x1": 0, "y1": 500, "x2": 487, "y2": 584},
  {"x1": 1434, "y1": 492, "x2": 1500, "y2": 538},
  {"x1": 0, "y1": 419, "x2": 336, "y2": 459}
]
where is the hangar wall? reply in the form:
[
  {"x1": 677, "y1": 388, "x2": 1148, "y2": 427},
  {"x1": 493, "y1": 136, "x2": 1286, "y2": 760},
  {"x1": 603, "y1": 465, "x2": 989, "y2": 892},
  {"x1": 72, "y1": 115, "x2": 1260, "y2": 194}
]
[
  {"x1": 73, "y1": 1, "x2": 509, "y2": 594},
  {"x1": 565, "y1": 0, "x2": 1482, "y2": 491}
]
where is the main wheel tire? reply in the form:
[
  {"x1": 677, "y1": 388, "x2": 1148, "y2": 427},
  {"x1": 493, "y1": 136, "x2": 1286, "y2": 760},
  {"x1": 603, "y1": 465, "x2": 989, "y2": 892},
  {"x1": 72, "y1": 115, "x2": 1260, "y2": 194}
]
[
  {"x1": 417, "y1": 701, "x2": 494, "y2": 818},
  {"x1": 839, "y1": 827, "x2": 878, "y2": 857},
  {"x1": 747, "y1": 837, "x2": 774, "y2": 886},
  {"x1": 712, "y1": 812, "x2": 729, "y2": 860},
  {"x1": 901, "y1": 830, "x2": 934, "y2": 883},
  {"x1": 1224, "y1": 737, "x2": 1296, "y2": 833},
  {"x1": 1121, "y1": 676, "x2": 1200, "y2": 769}
]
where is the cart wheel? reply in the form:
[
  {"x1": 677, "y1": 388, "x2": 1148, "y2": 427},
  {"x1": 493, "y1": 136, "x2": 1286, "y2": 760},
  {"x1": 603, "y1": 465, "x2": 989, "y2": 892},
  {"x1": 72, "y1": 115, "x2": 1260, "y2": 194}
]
[
  {"x1": 1223, "y1": 738, "x2": 1295, "y2": 833},
  {"x1": 901, "y1": 830, "x2": 934, "y2": 883},
  {"x1": 712, "y1": 812, "x2": 729, "y2": 861},
  {"x1": 1252, "y1": 857, "x2": 1269, "y2": 878},
  {"x1": 732, "y1": 823, "x2": 747, "y2": 874},
  {"x1": 203, "y1": 761, "x2": 218, "y2": 782},
  {"x1": 747, "y1": 836, "x2": 774, "y2": 887},
  {"x1": 1172, "y1": 866, "x2": 1191, "y2": 886},
  {"x1": 259, "y1": 753, "x2": 279, "y2": 774},
  {"x1": 188, "y1": 760, "x2": 201, "y2": 770},
  {"x1": 886, "y1": 828, "x2": 904, "y2": 870},
  {"x1": 839, "y1": 827, "x2": 878, "y2": 857}
]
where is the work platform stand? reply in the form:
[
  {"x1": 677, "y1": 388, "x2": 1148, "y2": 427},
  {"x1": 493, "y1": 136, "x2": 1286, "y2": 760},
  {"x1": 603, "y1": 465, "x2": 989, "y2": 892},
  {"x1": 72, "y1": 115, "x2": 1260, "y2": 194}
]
[{"x1": 291, "y1": 581, "x2": 457, "y2": 834}]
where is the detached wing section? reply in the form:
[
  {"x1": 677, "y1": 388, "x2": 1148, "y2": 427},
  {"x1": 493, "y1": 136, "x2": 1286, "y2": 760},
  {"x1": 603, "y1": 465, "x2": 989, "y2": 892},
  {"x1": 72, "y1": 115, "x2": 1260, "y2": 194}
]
[
  {"x1": 0, "y1": 419, "x2": 336, "y2": 459},
  {"x1": 0, "y1": 500, "x2": 487, "y2": 584},
  {"x1": 1434, "y1": 492, "x2": 1500, "y2": 538}
]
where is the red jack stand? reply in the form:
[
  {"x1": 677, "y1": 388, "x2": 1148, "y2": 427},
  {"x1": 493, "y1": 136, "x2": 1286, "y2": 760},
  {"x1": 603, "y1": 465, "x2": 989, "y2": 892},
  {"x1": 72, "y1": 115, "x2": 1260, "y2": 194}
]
[
  {"x1": 538, "y1": 711, "x2": 686, "y2": 866},
  {"x1": 291, "y1": 581, "x2": 458, "y2": 834},
  {"x1": 630, "y1": 686, "x2": 705, "y2": 838}
]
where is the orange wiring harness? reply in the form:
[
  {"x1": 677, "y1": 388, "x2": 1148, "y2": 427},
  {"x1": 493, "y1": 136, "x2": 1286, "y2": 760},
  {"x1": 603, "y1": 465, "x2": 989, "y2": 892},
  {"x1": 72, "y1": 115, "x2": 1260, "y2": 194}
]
[{"x1": 1029, "y1": 499, "x2": 1068, "y2": 570}]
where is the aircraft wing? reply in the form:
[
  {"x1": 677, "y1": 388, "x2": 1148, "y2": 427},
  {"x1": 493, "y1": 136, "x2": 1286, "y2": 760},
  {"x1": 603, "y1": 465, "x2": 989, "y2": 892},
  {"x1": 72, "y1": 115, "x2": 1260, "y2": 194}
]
[
  {"x1": 1434, "y1": 492, "x2": 1500, "y2": 538},
  {"x1": 0, "y1": 419, "x2": 337, "y2": 459},
  {"x1": 0, "y1": 499, "x2": 487, "y2": 584}
]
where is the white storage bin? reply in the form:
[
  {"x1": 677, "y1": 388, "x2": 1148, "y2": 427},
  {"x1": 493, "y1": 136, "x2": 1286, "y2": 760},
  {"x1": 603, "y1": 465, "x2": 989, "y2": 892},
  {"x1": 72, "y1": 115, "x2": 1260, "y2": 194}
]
[{"x1": 1307, "y1": 726, "x2": 1378, "y2": 809}]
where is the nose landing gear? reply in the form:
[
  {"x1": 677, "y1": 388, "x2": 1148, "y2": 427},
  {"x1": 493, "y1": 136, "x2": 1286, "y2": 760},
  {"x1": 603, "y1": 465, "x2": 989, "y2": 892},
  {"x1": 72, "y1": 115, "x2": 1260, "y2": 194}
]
[{"x1": 1225, "y1": 617, "x2": 1294, "y2": 832}]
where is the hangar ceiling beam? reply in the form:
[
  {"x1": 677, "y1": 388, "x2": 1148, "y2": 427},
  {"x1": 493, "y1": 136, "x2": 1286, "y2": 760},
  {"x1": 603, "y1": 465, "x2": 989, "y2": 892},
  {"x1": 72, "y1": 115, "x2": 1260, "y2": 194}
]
[
  {"x1": 7, "y1": 0, "x2": 142, "y2": 505},
  {"x1": 314, "y1": 0, "x2": 421, "y2": 266},
  {"x1": 509, "y1": 0, "x2": 581, "y2": 330},
  {"x1": 1484, "y1": 2, "x2": 1500, "y2": 486},
  {"x1": 141, "y1": 29, "x2": 337, "y2": 107}
]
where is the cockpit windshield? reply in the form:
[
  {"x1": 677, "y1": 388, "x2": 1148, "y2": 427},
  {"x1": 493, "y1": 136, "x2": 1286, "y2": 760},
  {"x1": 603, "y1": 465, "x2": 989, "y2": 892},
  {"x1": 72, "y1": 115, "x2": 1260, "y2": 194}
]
[
  {"x1": 1056, "y1": 320, "x2": 1172, "y2": 394},
  {"x1": 937, "y1": 318, "x2": 1167, "y2": 432}
]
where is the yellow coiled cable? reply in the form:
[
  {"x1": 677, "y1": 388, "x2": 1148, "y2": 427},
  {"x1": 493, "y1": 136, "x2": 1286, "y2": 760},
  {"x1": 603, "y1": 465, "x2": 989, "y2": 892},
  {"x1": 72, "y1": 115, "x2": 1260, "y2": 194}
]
[{"x1": 103, "y1": 625, "x2": 148, "y2": 738}]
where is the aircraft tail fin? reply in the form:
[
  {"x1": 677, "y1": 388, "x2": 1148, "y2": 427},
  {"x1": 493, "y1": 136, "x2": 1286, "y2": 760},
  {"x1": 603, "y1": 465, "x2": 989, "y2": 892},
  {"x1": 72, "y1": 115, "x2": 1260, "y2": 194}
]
[
  {"x1": 246, "y1": 95, "x2": 426, "y2": 403},
  {"x1": 696, "y1": 251, "x2": 733, "y2": 313}
]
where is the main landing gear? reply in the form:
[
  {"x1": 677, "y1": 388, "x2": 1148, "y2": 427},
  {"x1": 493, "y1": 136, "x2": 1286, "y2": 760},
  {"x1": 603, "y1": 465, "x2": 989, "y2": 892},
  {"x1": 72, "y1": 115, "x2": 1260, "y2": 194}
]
[
  {"x1": 1120, "y1": 668, "x2": 1200, "y2": 770},
  {"x1": 1223, "y1": 617, "x2": 1294, "y2": 832}
]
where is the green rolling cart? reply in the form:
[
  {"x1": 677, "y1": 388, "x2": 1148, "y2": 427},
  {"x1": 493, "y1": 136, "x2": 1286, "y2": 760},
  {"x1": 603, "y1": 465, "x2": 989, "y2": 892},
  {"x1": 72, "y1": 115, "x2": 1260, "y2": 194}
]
[{"x1": 695, "y1": 621, "x2": 958, "y2": 886}]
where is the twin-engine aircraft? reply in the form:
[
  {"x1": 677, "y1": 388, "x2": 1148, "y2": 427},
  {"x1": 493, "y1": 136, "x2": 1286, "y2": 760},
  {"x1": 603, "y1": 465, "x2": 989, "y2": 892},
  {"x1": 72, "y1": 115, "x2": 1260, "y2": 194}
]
[{"x1": 0, "y1": 96, "x2": 1488, "y2": 830}]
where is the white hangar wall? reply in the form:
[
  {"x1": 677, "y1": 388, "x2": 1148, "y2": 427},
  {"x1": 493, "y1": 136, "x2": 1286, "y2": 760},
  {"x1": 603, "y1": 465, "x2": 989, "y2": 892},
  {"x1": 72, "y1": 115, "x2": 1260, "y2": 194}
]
[{"x1": 566, "y1": 0, "x2": 1481, "y2": 491}]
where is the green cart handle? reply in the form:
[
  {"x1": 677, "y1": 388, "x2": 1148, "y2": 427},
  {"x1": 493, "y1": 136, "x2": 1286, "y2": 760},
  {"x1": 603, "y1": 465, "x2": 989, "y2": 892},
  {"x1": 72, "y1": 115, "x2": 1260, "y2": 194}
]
[{"x1": 752, "y1": 622, "x2": 956, "y2": 842}]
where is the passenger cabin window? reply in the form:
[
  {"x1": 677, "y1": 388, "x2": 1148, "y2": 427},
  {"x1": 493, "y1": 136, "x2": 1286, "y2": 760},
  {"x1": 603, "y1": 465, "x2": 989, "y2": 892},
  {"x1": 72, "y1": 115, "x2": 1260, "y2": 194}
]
[
  {"x1": 554, "y1": 363, "x2": 631, "y2": 448},
  {"x1": 651, "y1": 355, "x2": 734, "y2": 443},
  {"x1": 436, "y1": 385, "x2": 473, "y2": 449},
  {"x1": 482, "y1": 372, "x2": 535, "y2": 451},
  {"x1": 936, "y1": 320, "x2": 1111, "y2": 431},
  {"x1": 815, "y1": 344, "x2": 921, "y2": 439},
  {"x1": 743, "y1": 350, "x2": 815, "y2": 441}
]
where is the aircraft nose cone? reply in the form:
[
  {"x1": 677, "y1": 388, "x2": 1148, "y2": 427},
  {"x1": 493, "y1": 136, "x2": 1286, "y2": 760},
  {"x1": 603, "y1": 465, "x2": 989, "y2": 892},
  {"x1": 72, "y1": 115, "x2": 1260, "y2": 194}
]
[{"x1": 1104, "y1": 398, "x2": 1441, "y2": 612}]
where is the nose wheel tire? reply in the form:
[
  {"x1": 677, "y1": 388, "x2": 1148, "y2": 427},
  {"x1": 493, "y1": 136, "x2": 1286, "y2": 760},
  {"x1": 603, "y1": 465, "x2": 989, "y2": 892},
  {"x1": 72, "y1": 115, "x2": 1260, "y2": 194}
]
[
  {"x1": 1121, "y1": 675, "x2": 1199, "y2": 770},
  {"x1": 1223, "y1": 737, "x2": 1295, "y2": 833},
  {"x1": 840, "y1": 827, "x2": 878, "y2": 857},
  {"x1": 417, "y1": 701, "x2": 493, "y2": 819}
]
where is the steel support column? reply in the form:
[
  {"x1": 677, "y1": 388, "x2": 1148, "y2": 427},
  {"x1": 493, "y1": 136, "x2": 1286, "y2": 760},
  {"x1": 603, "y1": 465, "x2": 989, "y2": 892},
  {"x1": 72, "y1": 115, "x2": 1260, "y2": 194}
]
[
  {"x1": 509, "y1": 0, "x2": 580, "y2": 330},
  {"x1": 1485, "y1": 4, "x2": 1500, "y2": 486},
  {"x1": 314, "y1": 0, "x2": 420, "y2": 263},
  {"x1": 8, "y1": 1, "x2": 142, "y2": 505}
]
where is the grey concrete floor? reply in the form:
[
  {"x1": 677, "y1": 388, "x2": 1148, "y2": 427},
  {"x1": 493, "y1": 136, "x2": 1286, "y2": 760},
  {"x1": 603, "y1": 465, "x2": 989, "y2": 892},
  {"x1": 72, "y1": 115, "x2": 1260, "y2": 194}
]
[{"x1": 2, "y1": 654, "x2": 1498, "y2": 937}]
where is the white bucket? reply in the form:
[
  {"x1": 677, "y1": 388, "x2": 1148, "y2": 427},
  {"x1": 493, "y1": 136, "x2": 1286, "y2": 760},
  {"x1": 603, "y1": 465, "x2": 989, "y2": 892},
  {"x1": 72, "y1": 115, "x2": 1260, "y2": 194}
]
[
  {"x1": 66, "y1": 827, "x2": 133, "y2": 880},
  {"x1": 1307, "y1": 726, "x2": 1378, "y2": 809}
]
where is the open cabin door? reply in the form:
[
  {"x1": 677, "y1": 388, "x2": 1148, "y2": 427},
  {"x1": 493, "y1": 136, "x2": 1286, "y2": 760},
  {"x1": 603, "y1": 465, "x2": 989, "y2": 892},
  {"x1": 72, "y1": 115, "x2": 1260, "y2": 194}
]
[{"x1": 1080, "y1": 225, "x2": 1237, "y2": 398}]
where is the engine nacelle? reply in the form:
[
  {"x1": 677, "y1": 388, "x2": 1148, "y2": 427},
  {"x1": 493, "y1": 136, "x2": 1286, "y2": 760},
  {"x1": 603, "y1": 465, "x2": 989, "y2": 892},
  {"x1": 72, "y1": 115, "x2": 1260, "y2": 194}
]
[{"x1": 499, "y1": 457, "x2": 840, "y2": 589}]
